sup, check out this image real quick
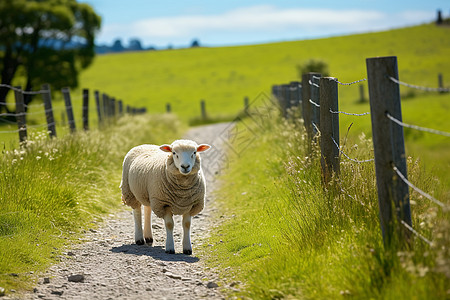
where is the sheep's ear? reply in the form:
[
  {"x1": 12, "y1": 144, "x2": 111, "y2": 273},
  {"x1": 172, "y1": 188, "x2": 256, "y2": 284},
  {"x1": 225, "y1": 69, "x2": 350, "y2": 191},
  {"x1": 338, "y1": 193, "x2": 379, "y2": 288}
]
[
  {"x1": 160, "y1": 145, "x2": 172, "y2": 152},
  {"x1": 197, "y1": 144, "x2": 211, "y2": 152}
]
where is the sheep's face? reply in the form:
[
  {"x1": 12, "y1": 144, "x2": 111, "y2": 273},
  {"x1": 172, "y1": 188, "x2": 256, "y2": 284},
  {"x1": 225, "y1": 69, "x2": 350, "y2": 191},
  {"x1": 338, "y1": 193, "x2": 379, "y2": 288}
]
[{"x1": 160, "y1": 140, "x2": 211, "y2": 175}]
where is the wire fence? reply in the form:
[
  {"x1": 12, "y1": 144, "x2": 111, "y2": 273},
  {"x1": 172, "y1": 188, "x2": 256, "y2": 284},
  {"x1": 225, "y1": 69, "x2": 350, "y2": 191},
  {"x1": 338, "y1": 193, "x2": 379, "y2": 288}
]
[
  {"x1": 0, "y1": 84, "x2": 146, "y2": 142},
  {"x1": 388, "y1": 76, "x2": 450, "y2": 93},
  {"x1": 272, "y1": 56, "x2": 449, "y2": 248}
]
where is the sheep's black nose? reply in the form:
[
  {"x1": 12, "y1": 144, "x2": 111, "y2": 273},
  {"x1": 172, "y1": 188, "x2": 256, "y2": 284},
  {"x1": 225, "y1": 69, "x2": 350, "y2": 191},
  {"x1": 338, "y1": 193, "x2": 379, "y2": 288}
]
[{"x1": 181, "y1": 164, "x2": 190, "y2": 170}]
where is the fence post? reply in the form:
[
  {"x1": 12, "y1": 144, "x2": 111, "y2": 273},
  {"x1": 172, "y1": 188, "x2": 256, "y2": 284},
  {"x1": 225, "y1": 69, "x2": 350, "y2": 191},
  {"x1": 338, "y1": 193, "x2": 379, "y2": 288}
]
[
  {"x1": 14, "y1": 87, "x2": 27, "y2": 143},
  {"x1": 41, "y1": 84, "x2": 56, "y2": 138},
  {"x1": 438, "y1": 73, "x2": 444, "y2": 93},
  {"x1": 319, "y1": 77, "x2": 340, "y2": 184},
  {"x1": 200, "y1": 100, "x2": 206, "y2": 120},
  {"x1": 311, "y1": 75, "x2": 321, "y2": 134},
  {"x1": 82, "y1": 88, "x2": 89, "y2": 131},
  {"x1": 366, "y1": 56, "x2": 412, "y2": 248},
  {"x1": 302, "y1": 72, "x2": 321, "y2": 143},
  {"x1": 62, "y1": 87, "x2": 76, "y2": 133},
  {"x1": 94, "y1": 90, "x2": 102, "y2": 126},
  {"x1": 359, "y1": 84, "x2": 366, "y2": 103},
  {"x1": 244, "y1": 96, "x2": 249, "y2": 114},
  {"x1": 118, "y1": 100, "x2": 123, "y2": 116},
  {"x1": 111, "y1": 97, "x2": 116, "y2": 118},
  {"x1": 102, "y1": 94, "x2": 109, "y2": 119}
]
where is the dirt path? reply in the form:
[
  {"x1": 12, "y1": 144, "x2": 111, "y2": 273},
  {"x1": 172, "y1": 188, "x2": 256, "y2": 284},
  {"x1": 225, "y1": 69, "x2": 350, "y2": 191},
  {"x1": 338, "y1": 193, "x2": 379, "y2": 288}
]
[{"x1": 17, "y1": 122, "x2": 234, "y2": 300}]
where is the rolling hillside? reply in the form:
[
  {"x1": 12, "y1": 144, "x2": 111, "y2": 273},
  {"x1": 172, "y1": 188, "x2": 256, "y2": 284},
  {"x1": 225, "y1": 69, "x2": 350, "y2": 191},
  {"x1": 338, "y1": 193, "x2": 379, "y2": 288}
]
[{"x1": 79, "y1": 22, "x2": 450, "y2": 184}]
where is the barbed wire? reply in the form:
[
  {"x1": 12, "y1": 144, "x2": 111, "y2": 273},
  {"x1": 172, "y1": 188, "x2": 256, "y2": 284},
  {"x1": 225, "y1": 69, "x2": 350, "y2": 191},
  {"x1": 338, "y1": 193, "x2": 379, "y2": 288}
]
[
  {"x1": 388, "y1": 76, "x2": 450, "y2": 93},
  {"x1": 329, "y1": 108, "x2": 370, "y2": 116},
  {"x1": 331, "y1": 136, "x2": 375, "y2": 163},
  {"x1": 334, "y1": 78, "x2": 367, "y2": 86},
  {"x1": 308, "y1": 79, "x2": 320, "y2": 88},
  {"x1": 309, "y1": 99, "x2": 320, "y2": 107},
  {"x1": 392, "y1": 165, "x2": 448, "y2": 210},
  {"x1": 386, "y1": 113, "x2": 450, "y2": 138},
  {"x1": 0, "y1": 84, "x2": 47, "y2": 95},
  {"x1": 0, "y1": 122, "x2": 55, "y2": 134},
  {"x1": 312, "y1": 76, "x2": 367, "y2": 86},
  {"x1": 400, "y1": 219, "x2": 432, "y2": 246}
]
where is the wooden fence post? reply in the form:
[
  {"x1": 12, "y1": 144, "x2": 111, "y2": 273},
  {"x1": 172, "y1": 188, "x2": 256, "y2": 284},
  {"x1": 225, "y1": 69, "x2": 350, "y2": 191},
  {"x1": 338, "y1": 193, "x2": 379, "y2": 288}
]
[
  {"x1": 166, "y1": 103, "x2": 171, "y2": 113},
  {"x1": 366, "y1": 56, "x2": 412, "y2": 248},
  {"x1": 14, "y1": 87, "x2": 27, "y2": 143},
  {"x1": 302, "y1": 72, "x2": 321, "y2": 143},
  {"x1": 200, "y1": 100, "x2": 206, "y2": 120},
  {"x1": 102, "y1": 94, "x2": 109, "y2": 119},
  {"x1": 82, "y1": 88, "x2": 89, "y2": 131},
  {"x1": 41, "y1": 84, "x2": 56, "y2": 138},
  {"x1": 94, "y1": 90, "x2": 102, "y2": 126},
  {"x1": 62, "y1": 87, "x2": 76, "y2": 133},
  {"x1": 244, "y1": 96, "x2": 249, "y2": 113},
  {"x1": 311, "y1": 75, "x2": 321, "y2": 134},
  {"x1": 111, "y1": 98, "x2": 116, "y2": 118},
  {"x1": 359, "y1": 84, "x2": 366, "y2": 103},
  {"x1": 438, "y1": 73, "x2": 444, "y2": 93},
  {"x1": 118, "y1": 100, "x2": 123, "y2": 116},
  {"x1": 319, "y1": 77, "x2": 340, "y2": 184}
]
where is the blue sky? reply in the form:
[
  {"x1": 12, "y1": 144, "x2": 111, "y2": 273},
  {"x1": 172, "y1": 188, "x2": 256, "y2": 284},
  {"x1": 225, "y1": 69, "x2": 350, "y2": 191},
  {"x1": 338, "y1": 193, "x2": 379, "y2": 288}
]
[{"x1": 81, "y1": 0, "x2": 448, "y2": 48}]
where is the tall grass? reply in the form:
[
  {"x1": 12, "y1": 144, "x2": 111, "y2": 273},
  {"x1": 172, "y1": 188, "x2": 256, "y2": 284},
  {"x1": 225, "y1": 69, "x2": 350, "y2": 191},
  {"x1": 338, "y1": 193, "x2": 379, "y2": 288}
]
[
  {"x1": 205, "y1": 108, "x2": 449, "y2": 299},
  {"x1": 0, "y1": 114, "x2": 184, "y2": 292}
]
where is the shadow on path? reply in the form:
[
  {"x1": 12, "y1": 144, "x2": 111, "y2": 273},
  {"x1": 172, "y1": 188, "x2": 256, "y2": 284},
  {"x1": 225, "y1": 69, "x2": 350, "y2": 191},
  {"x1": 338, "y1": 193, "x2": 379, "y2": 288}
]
[{"x1": 111, "y1": 244, "x2": 200, "y2": 263}]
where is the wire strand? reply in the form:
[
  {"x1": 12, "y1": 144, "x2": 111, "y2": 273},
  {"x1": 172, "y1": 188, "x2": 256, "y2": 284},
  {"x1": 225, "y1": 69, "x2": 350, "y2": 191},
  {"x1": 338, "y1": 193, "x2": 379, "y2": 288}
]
[
  {"x1": 331, "y1": 136, "x2": 374, "y2": 163},
  {"x1": 400, "y1": 220, "x2": 432, "y2": 246},
  {"x1": 392, "y1": 165, "x2": 448, "y2": 210},
  {"x1": 386, "y1": 113, "x2": 450, "y2": 138},
  {"x1": 0, "y1": 84, "x2": 46, "y2": 95},
  {"x1": 329, "y1": 109, "x2": 370, "y2": 116},
  {"x1": 388, "y1": 76, "x2": 450, "y2": 93},
  {"x1": 309, "y1": 99, "x2": 320, "y2": 107}
]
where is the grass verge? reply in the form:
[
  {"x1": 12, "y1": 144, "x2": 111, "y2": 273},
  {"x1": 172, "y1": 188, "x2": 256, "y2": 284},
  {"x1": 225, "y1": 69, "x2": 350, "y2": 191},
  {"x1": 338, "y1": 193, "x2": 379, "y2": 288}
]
[
  {"x1": 204, "y1": 109, "x2": 449, "y2": 299},
  {"x1": 0, "y1": 113, "x2": 185, "y2": 294}
]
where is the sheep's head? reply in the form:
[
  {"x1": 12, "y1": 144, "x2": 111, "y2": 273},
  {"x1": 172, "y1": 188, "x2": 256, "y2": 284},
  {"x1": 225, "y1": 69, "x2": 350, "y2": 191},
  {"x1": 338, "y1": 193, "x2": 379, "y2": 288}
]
[{"x1": 160, "y1": 140, "x2": 211, "y2": 175}]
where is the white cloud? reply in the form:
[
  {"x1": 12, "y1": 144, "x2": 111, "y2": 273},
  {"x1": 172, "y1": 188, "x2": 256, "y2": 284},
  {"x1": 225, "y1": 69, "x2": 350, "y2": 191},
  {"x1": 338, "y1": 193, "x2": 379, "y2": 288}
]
[{"x1": 98, "y1": 5, "x2": 433, "y2": 46}]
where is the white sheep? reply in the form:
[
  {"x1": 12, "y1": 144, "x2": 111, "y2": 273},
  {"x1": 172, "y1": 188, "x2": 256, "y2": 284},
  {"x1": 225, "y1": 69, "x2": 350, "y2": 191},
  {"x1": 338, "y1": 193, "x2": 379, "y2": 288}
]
[{"x1": 120, "y1": 139, "x2": 211, "y2": 254}]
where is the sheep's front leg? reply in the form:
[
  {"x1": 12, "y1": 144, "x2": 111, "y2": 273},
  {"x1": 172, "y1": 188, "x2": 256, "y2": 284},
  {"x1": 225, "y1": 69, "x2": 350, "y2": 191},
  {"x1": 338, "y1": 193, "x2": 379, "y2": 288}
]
[
  {"x1": 182, "y1": 214, "x2": 192, "y2": 255},
  {"x1": 143, "y1": 206, "x2": 153, "y2": 244},
  {"x1": 163, "y1": 207, "x2": 175, "y2": 254},
  {"x1": 133, "y1": 205, "x2": 145, "y2": 245}
]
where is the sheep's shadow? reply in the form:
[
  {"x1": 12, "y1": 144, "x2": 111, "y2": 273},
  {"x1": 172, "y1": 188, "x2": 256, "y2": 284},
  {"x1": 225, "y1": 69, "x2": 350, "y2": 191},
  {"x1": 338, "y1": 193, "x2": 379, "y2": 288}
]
[{"x1": 110, "y1": 243, "x2": 200, "y2": 263}]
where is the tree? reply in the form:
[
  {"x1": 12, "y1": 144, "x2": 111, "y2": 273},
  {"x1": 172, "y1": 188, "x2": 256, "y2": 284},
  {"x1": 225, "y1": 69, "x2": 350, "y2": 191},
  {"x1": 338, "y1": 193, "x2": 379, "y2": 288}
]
[
  {"x1": 111, "y1": 39, "x2": 125, "y2": 52},
  {"x1": 191, "y1": 39, "x2": 200, "y2": 48},
  {"x1": 297, "y1": 59, "x2": 330, "y2": 78},
  {"x1": 128, "y1": 38, "x2": 143, "y2": 51},
  {"x1": 0, "y1": 0, "x2": 101, "y2": 114}
]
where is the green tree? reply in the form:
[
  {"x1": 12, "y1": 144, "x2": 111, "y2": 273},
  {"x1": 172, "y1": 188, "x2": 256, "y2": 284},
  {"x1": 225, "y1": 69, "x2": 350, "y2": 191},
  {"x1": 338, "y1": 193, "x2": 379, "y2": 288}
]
[{"x1": 0, "y1": 0, "x2": 101, "y2": 114}]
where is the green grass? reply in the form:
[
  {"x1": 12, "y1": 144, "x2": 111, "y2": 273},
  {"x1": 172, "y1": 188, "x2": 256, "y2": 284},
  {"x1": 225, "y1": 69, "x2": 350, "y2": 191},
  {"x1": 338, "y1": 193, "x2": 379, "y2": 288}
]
[
  {"x1": 0, "y1": 114, "x2": 184, "y2": 293},
  {"x1": 2, "y1": 23, "x2": 449, "y2": 180},
  {"x1": 203, "y1": 110, "x2": 449, "y2": 299}
]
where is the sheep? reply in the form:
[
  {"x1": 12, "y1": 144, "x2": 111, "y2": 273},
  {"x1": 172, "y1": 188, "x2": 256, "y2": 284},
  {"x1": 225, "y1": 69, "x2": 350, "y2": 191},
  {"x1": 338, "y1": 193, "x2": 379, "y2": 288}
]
[{"x1": 120, "y1": 139, "x2": 211, "y2": 255}]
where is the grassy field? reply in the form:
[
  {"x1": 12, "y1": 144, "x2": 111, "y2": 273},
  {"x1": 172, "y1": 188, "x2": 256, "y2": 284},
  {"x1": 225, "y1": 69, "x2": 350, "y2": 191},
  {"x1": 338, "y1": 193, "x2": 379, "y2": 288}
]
[
  {"x1": 1, "y1": 21, "x2": 449, "y2": 297},
  {"x1": 0, "y1": 114, "x2": 184, "y2": 292},
  {"x1": 202, "y1": 110, "x2": 449, "y2": 299},
  {"x1": 2, "y1": 23, "x2": 449, "y2": 180}
]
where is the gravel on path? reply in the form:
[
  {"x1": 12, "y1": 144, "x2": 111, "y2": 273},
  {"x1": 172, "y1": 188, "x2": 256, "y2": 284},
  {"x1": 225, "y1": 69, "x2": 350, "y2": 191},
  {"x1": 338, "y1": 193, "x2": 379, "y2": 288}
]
[{"x1": 12, "y1": 122, "x2": 234, "y2": 300}]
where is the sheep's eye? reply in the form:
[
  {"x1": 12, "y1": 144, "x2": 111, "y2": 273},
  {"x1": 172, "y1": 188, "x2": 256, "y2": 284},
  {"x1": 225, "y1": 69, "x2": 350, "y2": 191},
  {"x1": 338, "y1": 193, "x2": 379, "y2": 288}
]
[{"x1": 172, "y1": 152, "x2": 176, "y2": 155}]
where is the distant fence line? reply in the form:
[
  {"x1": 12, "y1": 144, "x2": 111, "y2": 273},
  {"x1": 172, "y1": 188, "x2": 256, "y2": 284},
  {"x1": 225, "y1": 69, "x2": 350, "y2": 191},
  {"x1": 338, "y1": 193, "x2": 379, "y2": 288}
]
[
  {"x1": 271, "y1": 56, "x2": 449, "y2": 250},
  {"x1": 0, "y1": 83, "x2": 146, "y2": 143}
]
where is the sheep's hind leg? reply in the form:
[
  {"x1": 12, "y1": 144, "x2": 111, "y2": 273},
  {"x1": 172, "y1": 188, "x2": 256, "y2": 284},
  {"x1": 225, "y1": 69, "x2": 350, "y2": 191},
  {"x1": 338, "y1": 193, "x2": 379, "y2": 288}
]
[
  {"x1": 182, "y1": 213, "x2": 192, "y2": 255},
  {"x1": 133, "y1": 205, "x2": 145, "y2": 245},
  {"x1": 143, "y1": 205, "x2": 153, "y2": 244},
  {"x1": 163, "y1": 207, "x2": 175, "y2": 254}
]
